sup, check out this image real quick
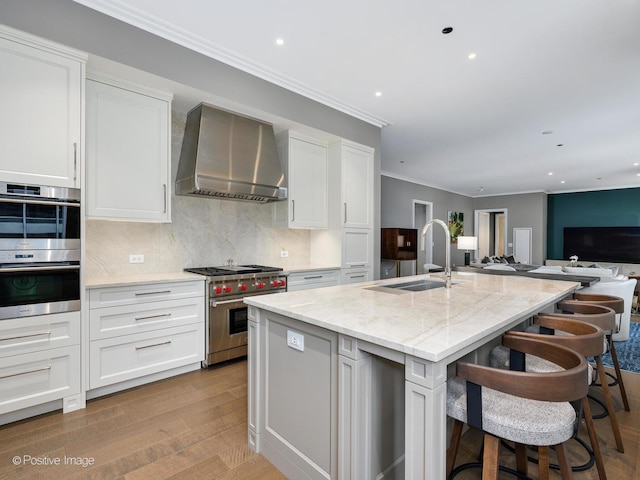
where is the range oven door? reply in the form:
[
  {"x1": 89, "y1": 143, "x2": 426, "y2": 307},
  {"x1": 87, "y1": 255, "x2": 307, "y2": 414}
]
[
  {"x1": 0, "y1": 263, "x2": 81, "y2": 320},
  {"x1": 208, "y1": 297, "x2": 249, "y2": 365}
]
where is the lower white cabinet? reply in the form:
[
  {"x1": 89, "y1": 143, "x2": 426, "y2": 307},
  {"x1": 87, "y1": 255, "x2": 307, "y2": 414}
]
[
  {"x1": 341, "y1": 269, "x2": 372, "y2": 284},
  {"x1": 0, "y1": 346, "x2": 80, "y2": 415},
  {"x1": 0, "y1": 311, "x2": 81, "y2": 416},
  {"x1": 89, "y1": 323, "x2": 204, "y2": 388},
  {"x1": 88, "y1": 279, "x2": 205, "y2": 391},
  {"x1": 287, "y1": 268, "x2": 340, "y2": 292}
]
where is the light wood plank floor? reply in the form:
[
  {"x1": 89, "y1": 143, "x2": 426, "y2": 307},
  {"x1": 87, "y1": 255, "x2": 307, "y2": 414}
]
[{"x1": 0, "y1": 356, "x2": 638, "y2": 479}]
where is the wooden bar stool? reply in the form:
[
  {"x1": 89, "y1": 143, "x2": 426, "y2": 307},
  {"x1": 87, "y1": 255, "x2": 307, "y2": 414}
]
[
  {"x1": 570, "y1": 292, "x2": 630, "y2": 412},
  {"x1": 447, "y1": 335, "x2": 588, "y2": 480},
  {"x1": 490, "y1": 315, "x2": 609, "y2": 480},
  {"x1": 555, "y1": 300, "x2": 625, "y2": 454}
]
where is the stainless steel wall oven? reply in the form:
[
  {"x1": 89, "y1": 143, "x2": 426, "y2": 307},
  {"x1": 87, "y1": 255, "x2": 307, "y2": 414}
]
[{"x1": 0, "y1": 182, "x2": 81, "y2": 320}]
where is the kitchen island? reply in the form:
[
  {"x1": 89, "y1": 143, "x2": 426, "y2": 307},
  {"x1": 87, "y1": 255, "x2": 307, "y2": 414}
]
[{"x1": 244, "y1": 271, "x2": 580, "y2": 480}]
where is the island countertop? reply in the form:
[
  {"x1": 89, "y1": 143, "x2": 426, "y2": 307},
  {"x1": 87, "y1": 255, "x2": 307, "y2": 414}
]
[{"x1": 244, "y1": 271, "x2": 580, "y2": 362}]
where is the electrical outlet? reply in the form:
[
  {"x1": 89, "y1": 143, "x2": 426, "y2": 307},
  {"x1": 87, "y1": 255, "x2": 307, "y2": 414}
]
[
  {"x1": 129, "y1": 254, "x2": 144, "y2": 264},
  {"x1": 287, "y1": 330, "x2": 304, "y2": 352},
  {"x1": 280, "y1": 250, "x2": 289, "y2": 258}
]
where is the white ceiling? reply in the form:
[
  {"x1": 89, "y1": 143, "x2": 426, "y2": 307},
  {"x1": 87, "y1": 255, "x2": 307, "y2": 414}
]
[{"x1": 75, "y1": 0, "x2": 640, "y2": 197}]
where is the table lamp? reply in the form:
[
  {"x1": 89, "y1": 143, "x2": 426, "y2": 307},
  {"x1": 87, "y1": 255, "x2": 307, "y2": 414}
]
[{"x1": 457, "y1": 236, "x2": 477, "y2": 266}]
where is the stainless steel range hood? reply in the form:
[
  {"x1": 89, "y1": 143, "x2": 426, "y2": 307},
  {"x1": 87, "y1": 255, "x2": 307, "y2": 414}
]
[{"x1": 176, "y1": 103, "x2": 287, "y2": 203}]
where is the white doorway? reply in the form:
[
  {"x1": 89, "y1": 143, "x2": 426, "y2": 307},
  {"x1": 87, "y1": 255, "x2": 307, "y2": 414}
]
[
  {"x1": 474, "y1": 208, "x2": 508, "y2": 261},
  {"x1": 413, "y1": 200, "x2": 433, "y2": 273}
]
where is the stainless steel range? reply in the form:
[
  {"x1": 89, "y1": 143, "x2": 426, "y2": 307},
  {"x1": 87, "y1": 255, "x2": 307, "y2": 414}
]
[{"x1": 184, "y1": 263, "x2": 287, "y2": 366}]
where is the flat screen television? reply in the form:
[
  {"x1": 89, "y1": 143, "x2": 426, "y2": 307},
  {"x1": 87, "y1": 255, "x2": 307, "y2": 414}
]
[{"x1": 563, "y1": 226, "x2": 640, "y2": 264}]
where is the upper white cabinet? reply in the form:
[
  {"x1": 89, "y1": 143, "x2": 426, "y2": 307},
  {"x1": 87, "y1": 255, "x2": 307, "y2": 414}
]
[
  {"x1": 273, "y1": 132, "x2": 328, "y2": 229},
  {"x1": 0, "y1": 25, "x2": 86, "y2": 189},
  {"x1": 86, "y1": 73, "x2": 172, "y2": 222},
  {"x1": 340, "y1": 142, "x2": 374, "y2": 229}
]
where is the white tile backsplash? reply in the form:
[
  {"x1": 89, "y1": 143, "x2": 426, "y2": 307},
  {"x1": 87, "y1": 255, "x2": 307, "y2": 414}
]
[{"x1": 85, "y1": 111, "x2": 311, "y2": 278}]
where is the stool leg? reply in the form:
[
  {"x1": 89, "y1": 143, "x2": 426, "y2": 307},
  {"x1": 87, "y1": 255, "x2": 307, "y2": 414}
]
[
  {"x1": 555, "y1": 443, "x2": 573, "y2": 480},
  {"x1": 538, "y1": 446, "x2": 550, "y2": 480},
  {"x1": 446, "y1": 419, "x2": 463, "y2": 476},
  {"x1": 595, "y1": 355, "x2": 625, "y2": 453},
  {"x1": 583, "y1": 397, "x2": 608, "y2": 480},
  {"x1": 608, "y1": 336, "x2": 630, "y2": 411},
  {"x1": 482, "y1": 433, "x2": 500, "y2": 480},
  {"x1": 515, "y1": 443, "x2": 528, "y2": 476}
]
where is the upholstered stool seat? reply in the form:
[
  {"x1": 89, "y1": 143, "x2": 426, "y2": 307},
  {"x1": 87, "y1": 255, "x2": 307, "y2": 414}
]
[{"x1": 447, "y1": 376, "x2": 577, "y2": 446}]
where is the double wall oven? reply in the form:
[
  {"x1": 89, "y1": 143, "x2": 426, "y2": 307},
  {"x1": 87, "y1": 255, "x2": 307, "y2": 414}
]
[
  {"x1": 0, "y1": 182, "x2": 81, "y2": 320},
  {"x1": 185, "y1": 264, "x2": 287, "y2": 366}
]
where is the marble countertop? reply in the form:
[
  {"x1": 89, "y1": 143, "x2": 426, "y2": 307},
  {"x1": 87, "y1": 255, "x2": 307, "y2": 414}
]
[
  {"x1": 245, "y1": 271, "x2": 580, "y2": 362},
  {"x1": 86, "y1": 271, "x2": 204, "y2": 289}
]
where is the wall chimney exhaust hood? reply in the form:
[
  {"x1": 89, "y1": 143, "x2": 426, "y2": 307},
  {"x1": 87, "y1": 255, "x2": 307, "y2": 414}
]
[{"x1": 176, "y1": 103, "x2": 287, "y2": 203}]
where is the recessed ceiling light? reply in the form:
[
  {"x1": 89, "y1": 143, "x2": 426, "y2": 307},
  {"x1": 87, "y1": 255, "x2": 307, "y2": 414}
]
[
  {"x1": 542, "y1": 130, "x2": 553, "y2": 135},
  {"x1": 442, "y1": 26, "x2": 453, "y2": 34},
  {"x1": 634, "y1": 162, "x2": 639, "y2": 166},
  {"x1": 375, "y1": 91, "x2": 382, "y2": 97},
  {"x1": 548, "y1": 172, "x2": 553, "y2": 176},
  {"x1": 400, "y1": 160, "x2": 404, "y2": 163},
  {"x1": 275, "y1": 38, "x2": 284, "y2": 46},
  {"x1": 561, "y1": 180, "x2": 566, "y2": 184},
  {"x1": 468, "y1": 53, "x2": 477, "y2": 60},
  {"x1": 637, "y1": 173, "x2": 640, "y2": 177}
]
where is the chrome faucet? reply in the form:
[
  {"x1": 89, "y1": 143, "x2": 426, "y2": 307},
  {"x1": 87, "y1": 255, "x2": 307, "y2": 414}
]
[{"x1": 421, "y1": 219, "x2": 452, "y2": 288}]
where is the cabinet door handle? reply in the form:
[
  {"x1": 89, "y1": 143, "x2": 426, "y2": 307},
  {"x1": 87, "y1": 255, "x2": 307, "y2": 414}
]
[
  {"x1": 303, "y1": 275, "x2": 323, "y2": 280},
  {"x1": 351, "y1": 264, "x2": 366, "y2": 267},
  {"x1": 135, "y1": 313, "x2": 172, "y2": 322},
  {"x1": 291, "y1": 199, "x2": 295, "y2": 222},
  {"x1": 0, "y1": 365, "x2": 51, "y2": 381},
  {"x1": 135, "y1": 340, "x2": 172, "y2": 350},
  {"x1": 134, "y1": 290, "x2": 171, "y2": 296},
  {"x1": 73, "y1": 142, "x2": 77, "y2": 181},
  {"x1": 344, "y1": 202, "x2": 347, "y2": 223},
  {"x1": 163, "y1": 184, "x2": 167, "y2": 213},
  {"x1": 0, "y1": 331, "x2": 52, "y2": 342}
]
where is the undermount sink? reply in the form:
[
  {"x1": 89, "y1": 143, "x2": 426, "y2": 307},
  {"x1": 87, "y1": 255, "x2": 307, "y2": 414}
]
[
  {"x1": 366, "y1": 278, "x2": 455, "y2": 294},
  {"x1": 385, "y1": 279, "x2": 447, "y2": 291}
]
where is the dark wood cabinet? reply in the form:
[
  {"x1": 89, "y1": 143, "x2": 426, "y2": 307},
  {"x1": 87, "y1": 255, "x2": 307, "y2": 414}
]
[{"x1": 381, "y1": 228, "x2": 418, "y2": 260}]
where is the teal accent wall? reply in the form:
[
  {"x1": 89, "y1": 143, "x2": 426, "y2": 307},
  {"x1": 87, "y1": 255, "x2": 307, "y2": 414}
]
[{"x1": 547, "y1": 187, "x2": 640, "y2": 259}]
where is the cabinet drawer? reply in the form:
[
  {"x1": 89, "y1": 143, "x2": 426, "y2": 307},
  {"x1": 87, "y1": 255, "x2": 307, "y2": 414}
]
[
  {"x1": 341, "y1": 268, "x2": 372, "y2": 285},
  {"x1": 90, "y1": 297, "x2": 204, "y2": 341},
  {"x1": 0, "y1": 345, "x2": 80, "y2": 415},
  {"x1": 287, "y1": 269, "x2": 340, "y2": 292},
  {"x1": 89, "y1": 280, "x2": 204, "y2": 308},
  {"x1": 89, "y1": 323, "x2": 204, "y2": 389},
  {"x1": 0, "y1": 312, "x2": 80, "y2": 359}
]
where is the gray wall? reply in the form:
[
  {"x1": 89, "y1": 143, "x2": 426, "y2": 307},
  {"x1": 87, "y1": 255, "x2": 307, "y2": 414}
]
[
  {"x1": 382, "y1": 176, "x2": 548, "y2": 267},
  {"x1": 1, "y1": 0, "x2": 383, "y2": 277},
  {"x1": 381, "y1": 175, "x2": 473, "y2": 268},
  {"x1": 473, "y1": 192, "x2": 548, "y2": 265}
]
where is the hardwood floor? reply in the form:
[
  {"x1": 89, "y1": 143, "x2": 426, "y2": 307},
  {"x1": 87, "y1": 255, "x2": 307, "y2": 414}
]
[{"x1": 0, "y1": 356, "x2": 638, "y2": 479}]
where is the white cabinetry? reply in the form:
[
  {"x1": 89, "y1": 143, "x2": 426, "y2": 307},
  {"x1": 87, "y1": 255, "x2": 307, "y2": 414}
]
[
  {"x1": 311, "y1": 140, "x2": 375, "y2": 284},
  {"x1": 88, "y1": 280, "x2": 204, "y2": 391},
  {"x1": 287, "y1": 268, "x2": 340, "y2": 292},
  {"x1": 0, "y1": 25, "x2": 86, "y2": 188},
  {"x1": 273, "y1": 132, "x2": 328, "y2": 229},
  {"x1": 86, "y1": 74, "x2": 172, "y2": 222},
  {"x1": 0, "y1": 312, "x2": 81, "y2": 417}
]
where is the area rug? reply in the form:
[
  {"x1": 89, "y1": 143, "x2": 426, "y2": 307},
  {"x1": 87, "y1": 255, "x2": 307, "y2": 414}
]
[{"x1": 602, "y1": 321, "x2": 640, "y2": 374}]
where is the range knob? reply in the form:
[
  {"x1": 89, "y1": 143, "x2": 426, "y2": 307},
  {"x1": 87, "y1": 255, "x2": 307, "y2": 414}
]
[
  {"x1": 214, "y1": 286, "x2": 223, "y2": 294},
  {"x1": 257, "y1": 282, "x2": 265, "y2": 289},
  {"x1": 224, "y1": 285, "x2": 232, "y2": 293},
  {"x1": 279, "y1": 279, "x2": 286, "y2": 287},
  {"x1": 239, "y1": 283, "x2": 247, "y2": 291},
  {"x1": 271, "y1": 280, "x2": 279, "y2": 288}
]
